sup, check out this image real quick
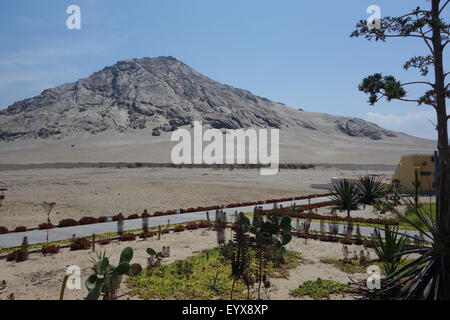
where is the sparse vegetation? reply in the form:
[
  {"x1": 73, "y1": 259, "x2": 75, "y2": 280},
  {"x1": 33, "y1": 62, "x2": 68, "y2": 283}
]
[
  {"x1": 320, "y1": 257, "x2": 415, "y2": 276},
  {"x1": 128, "y1": 247, "x2": 300, "y2": 300},
  {"x1": 289, "y1": 279, "x2": 347, "y2": 300},
  {"x1": 320, "y1": 257, "x2": 371, "y2": 274}
]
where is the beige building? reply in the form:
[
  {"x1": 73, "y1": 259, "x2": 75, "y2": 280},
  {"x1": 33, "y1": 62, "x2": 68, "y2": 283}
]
[{"x1": 393, "y1": 154, "x2": 436, "y2": 194}]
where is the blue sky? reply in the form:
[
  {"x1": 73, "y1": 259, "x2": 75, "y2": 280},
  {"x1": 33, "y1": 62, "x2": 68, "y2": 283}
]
[{"x1": 0, "y1": 0, "x2": 448, "y2": 139}]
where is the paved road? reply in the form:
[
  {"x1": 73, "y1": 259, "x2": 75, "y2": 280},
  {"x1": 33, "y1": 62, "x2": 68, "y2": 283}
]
[
  {"x1": 0, "y1": 196, "x2": 329, "y2": 248},
  {"x1": 0, "y1": 195, "x2": 422, "y2": 249}
]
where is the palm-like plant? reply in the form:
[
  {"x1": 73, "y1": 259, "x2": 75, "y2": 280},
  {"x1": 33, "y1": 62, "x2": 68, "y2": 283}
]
[
  {"x1": 369, "y1": 196, "x2": 450, "y2": 300},
  {"x1": 331, "y1": 180, "x2": 359, "y2": 218},
  {"x1": 356, "y1": 175, "x2": 386, "y2": 205}
]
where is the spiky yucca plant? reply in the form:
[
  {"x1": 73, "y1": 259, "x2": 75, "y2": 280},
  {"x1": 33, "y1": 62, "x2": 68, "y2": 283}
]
[
  {"x1": 331, "y1": 180, "x2": 359, "y2": 218},
  {"x1": 369, "y1": 196, "x2": 450, "y2": 300},
  {"x1": 357, "y1": 175, "x2": 386, "y2": 205},
  {"x1": 372, "y1": 222, "x2": 408, "y2": 275}
]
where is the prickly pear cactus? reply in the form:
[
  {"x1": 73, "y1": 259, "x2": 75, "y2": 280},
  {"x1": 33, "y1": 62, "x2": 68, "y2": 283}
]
[{"x1": 85, "y1": 247, "x2": 142, "y2": 300}]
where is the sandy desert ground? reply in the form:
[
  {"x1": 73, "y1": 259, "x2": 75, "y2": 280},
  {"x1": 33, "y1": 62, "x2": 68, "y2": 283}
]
[
  {"x1": 0, "y1": 228, "x2": 368, "y2": 300},
  {"x1": 0, "y1": 166, "x2": 394, "y2": 229},
  {"x1": 0, "y1": 126, "x2": 435, "y2": 165}
]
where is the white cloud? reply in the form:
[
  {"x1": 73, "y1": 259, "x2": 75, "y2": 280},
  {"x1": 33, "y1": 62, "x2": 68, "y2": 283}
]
[{"x1": 366, "y1": 109, "x2": 438, "y2": 140}]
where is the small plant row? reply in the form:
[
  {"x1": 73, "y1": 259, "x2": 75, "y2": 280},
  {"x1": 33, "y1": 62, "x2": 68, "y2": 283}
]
[
  {"x1": 0, "y1": 193, "x2": 334, "y2": 234},
  {"x1": 226, "y1": 193, "x2": 334, "y2": 208},
  {"x1": 295, "y1": 231, "x2": 428, "y2": 251},
  {"x1": 2, "y1": 220, "x2": 214, "y2": 260},
  {"x1": 258, "y1": 207, "x2": 399, "y2": 226}
]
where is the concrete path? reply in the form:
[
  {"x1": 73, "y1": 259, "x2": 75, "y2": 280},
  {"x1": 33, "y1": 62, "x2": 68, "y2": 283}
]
[{"x1": 0, "y1": 195, "x2": 422, "y2": 249}]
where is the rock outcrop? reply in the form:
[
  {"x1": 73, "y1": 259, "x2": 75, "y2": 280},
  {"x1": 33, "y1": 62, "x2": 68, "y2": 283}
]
[{"x1": 0, "y1": 56, "x2": 399, "y2": 141}]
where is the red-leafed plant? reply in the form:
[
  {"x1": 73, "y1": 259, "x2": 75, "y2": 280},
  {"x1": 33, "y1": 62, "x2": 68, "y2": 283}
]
[
  {"x1": 319, "y1": 235, "x2": 332, "y2": 242},
  {"x1": 185, "y1": 223, "x2": 198, "y2": 230},
  {"x1": 58, "y1": 219, "x2": 79, "y2": 228},
  {"x1": 70, "y1": 237, "x2": 91, "y2": 251},
  {"x1": 14, "y1": 226, "x2": 27, "y2": 233},
  {"x1": 127, "y1": 214, "x2": 140, "y2": 220},
  {"x1": 113, "y1": 213, "x2": 125, "y2": 221},
  {"x1": 174, "y1": 225, "x2": 185, "y2": 232},
  {"x1": 99, "y1": 238, "x2": 112, "y2": 245},
  {"x1": 38, "y1": 223, "x2": 54, "y2": 230},
  {"x1": 0, "y1": 226, "x2": 9, "y2": 234},
  {"x1": 79, "y1": 217, "x2": 98, "y2": 225},
  {"x1": 197, "y1": 221, "x2": 210, "y2": 228},
  {"x1": 119, "y1": 233, "x2": 136, "y2": 241},
  {"x1": 6, "y1": 250, "x2": 19, "y2": 261},
  {"x1": 139, "y1": 231, "x2": 156, "y2": 238},
  {"x1": 41, "y1": 245, "x2": 60, "y2": 254},
  {"x1": 340, "y1": 237, "x2": 354, "y2": 245}
]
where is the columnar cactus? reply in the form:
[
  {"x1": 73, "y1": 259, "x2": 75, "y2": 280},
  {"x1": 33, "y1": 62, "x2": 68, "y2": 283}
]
[
  {"x1": 142, "y1": 210, "x2": 150, "y2": 237},
  {"x1": 117, "y1": 213, "x2": 124, "y2": 236},
  {"x1": 16, "y1": 236, "x2": 29, "y2": 262}
]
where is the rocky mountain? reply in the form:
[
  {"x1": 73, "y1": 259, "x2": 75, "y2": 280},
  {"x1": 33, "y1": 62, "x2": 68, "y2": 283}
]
[{"x1": 0, "y1": 56, "x2": 400, "y2": 141}]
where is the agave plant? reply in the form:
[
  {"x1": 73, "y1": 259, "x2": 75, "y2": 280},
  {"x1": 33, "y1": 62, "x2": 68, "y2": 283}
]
[
  {"x1": 356, "y1": 175, "x2": 386, "y2": 205},
  {"x1": 369, "y1": 196, "x2": 450, "y2": 300},
  {"x1": 372, "y1": 222, "x2": 408, "y2": 275},
  {"x1": 331, "y1": 180, "x2": 359, "y2": 217}
]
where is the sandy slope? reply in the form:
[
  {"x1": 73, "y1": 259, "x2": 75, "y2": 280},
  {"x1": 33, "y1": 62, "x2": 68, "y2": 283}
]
[{"x1": 0, "y1": 126, "x2": 435, "y2": 165}]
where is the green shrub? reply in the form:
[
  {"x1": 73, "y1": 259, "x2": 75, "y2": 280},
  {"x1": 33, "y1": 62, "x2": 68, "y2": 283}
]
[{"x1": 289, "y1": 279, "x2": 347, "y2": 299}]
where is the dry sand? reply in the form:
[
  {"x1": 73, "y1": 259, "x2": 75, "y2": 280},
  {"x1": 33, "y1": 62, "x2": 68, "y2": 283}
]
[
  {"x1": 0, "y1": 229, "x2": 369, "y2": 300},
  {"x1": 0, "y1": 167, "x2": 393, "y2": 229},
  {"x1": 0, "y1": 126, "x2": 435, "y2": 165}
]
